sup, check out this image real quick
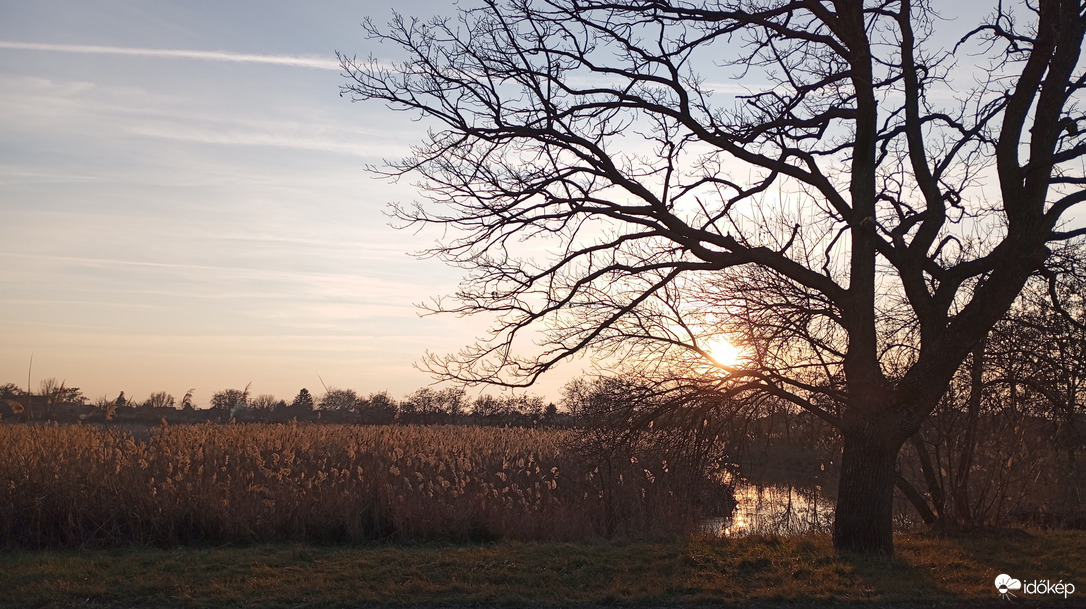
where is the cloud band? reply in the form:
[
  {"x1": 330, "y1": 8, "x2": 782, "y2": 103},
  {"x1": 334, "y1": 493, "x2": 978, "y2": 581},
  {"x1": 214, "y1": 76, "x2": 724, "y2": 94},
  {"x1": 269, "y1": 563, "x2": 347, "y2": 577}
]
[{"x1": 0, "y1": 41, "x2": 341, "y2": 70}]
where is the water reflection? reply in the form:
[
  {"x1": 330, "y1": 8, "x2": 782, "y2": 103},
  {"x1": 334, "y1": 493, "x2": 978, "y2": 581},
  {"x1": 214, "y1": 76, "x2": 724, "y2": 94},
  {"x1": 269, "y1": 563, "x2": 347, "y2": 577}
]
[{"x1": 705, "y1": 483, "x2": 834, "y2": 536}]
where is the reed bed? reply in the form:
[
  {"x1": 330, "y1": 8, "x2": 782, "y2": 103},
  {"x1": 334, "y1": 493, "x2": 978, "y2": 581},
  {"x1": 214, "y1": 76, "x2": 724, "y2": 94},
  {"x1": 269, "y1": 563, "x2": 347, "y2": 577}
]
[{"x1": 0, "y1": 423, "x2": 731, "y2": 548}]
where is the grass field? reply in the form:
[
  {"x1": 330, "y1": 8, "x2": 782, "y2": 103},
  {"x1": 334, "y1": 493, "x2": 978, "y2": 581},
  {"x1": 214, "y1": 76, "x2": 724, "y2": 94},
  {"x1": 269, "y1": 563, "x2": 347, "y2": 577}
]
[{"x1": 2, "y1": 531, "x2": 1083, "y2": 608}]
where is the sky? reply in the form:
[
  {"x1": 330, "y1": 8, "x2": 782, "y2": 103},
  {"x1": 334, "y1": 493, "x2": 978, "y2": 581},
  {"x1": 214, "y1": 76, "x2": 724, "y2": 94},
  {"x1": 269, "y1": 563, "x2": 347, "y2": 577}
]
[
  {"x1": 0, "y1": 2, "x2": 1053, "y2": 408},
  {"x1": 0, "y1": 0, "x2": 586, "y2": 406}
]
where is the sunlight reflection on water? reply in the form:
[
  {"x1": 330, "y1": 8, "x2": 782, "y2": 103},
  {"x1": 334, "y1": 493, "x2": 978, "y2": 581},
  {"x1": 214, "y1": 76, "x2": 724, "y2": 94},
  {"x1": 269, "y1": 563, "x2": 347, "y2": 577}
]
[{"x1": 704, "y1": 483, "x2": 835, "y2": 536}]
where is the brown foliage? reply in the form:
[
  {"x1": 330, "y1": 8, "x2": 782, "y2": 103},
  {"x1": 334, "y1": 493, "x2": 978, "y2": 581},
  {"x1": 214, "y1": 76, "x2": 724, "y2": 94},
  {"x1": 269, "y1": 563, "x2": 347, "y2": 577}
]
[{"x1": 0, "y1": 423, "x2": 730, "y2": 548}]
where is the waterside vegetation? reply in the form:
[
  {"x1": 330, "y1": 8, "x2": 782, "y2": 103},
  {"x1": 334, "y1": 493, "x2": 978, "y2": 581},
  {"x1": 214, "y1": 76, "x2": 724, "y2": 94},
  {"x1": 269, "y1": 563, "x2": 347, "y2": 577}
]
[{"x1": 0, "y1": 423, "x2": 732, "y2": 548}]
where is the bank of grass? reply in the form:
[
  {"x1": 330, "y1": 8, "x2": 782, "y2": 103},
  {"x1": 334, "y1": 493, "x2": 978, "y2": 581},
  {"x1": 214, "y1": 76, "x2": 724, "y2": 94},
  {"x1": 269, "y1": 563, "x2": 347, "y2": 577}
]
[{"x1": 2, "y1": 530, "x2": 1083, "y2": 608}]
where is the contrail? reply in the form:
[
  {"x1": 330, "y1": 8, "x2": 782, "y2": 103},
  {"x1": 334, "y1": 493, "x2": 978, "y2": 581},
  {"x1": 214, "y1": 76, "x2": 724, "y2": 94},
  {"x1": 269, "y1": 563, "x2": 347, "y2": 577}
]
[{"x1": 0, "y1": 41, "x2": 341, "y2": 70}]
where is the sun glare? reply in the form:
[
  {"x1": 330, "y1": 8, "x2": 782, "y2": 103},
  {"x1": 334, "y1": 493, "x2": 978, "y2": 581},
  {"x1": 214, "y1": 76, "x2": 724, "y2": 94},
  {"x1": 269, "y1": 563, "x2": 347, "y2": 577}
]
[{"x1": 702, "y1": 337, "x2": 743, "y2": 368}]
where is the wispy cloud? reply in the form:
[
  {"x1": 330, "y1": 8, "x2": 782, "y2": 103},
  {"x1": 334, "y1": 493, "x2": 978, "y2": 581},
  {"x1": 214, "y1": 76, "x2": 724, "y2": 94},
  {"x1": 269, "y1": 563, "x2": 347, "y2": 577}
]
[
  {"x1": 0, "y1": 41, "x2": 341, "y2": 70},
  {"x1": 0, "y1": 165, "x2": 103, "y2": 186},
  {"x1": 0, "y1": 251, "x2": 443, "y2": 310},
  {"x1": 125, "y1": 119, "x2": 395, "y2": 157}
]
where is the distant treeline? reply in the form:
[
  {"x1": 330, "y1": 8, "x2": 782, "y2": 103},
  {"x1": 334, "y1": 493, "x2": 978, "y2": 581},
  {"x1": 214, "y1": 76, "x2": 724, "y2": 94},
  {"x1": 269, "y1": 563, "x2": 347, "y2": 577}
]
[
  {"x1": 0, "y1": 382, "x2": 566, "y2": 427},
  {"x1": 4, "y1": 366, "x2": 1084, "y2": 533}
]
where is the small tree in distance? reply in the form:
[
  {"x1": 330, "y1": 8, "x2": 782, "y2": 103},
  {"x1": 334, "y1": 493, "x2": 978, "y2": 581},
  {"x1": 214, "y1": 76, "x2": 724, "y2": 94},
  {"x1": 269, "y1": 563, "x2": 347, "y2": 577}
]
[
  {"x1": 210, "y1": 384, "x2": 251, "y2": 416},
  {"x1": 92, "y1": 395, "x2": 116, "y2": 421},
  {"x1": 143, "y1": 391, "x2": 175, "y2": 410},
  {"x1": 358, "y1": 390, "x2": 398, "y2": 423},
  {"x1": 342, "y1": 1, "x2": 1086, "y2": 555},
  {"x1": 250, "y1": 394, "x2": 279, "y2": 411},
  {"x1": 319, "y1": 388, "x2": 360, "y2": 412},
  {"x1": 291, "y1": 388, "x2": 315, "y2": 412},
  {"x1": 0, "y1": 383, "x2": 21, "y2": 418},
  {"x1": 401, "y1": 387, "x2": 466, "y2": 422}
]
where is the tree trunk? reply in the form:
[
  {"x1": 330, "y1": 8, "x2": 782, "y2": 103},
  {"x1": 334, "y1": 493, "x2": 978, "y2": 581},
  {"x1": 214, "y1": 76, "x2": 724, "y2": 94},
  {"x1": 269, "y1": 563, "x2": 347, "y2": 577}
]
[{"x1": 833, "y1": 426, "x2": 903, "y2": 555}]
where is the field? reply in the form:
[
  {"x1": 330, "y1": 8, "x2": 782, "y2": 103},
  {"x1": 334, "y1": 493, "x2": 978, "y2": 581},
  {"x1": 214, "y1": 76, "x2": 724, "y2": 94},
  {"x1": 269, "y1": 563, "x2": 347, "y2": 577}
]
[
  {"x1": 0, "y1": 422, "x2": 731, "y2": 547},
  {"x1": 4, "y1": 423, "x2": 1082, "y2": 608},
  {"x1": 2, "y1": 532, "x2": 1084, "y2": 608}
]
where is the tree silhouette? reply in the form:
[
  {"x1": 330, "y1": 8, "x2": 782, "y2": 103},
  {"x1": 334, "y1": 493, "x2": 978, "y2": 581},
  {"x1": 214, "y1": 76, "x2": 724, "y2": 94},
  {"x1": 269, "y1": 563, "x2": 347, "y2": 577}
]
[
  {"x1": 291, "y1": 388, "x2": 315, "y2": 412},
  {"x1": 401, "y1": 387, "x2": 466, "y2": 422},
  {"x1": 319, "y1": 387, "x2": 360, "y2": 412},
  {"x1": 895, "y1": 250, "x2": 1086, "y2": 530},
  {"x1": 357, "y1": 390, "x2": 398, "y2": 423},
  {"x1": 250, "y1": 394, "x2": 279, "y2": 411},
  {"x1": 342, "y1": 1, "x2": 1086, "y2": 554},
  {"x1": 143, "y1": 391, "x2": 176, "y2": 410},
  {"x1": 210, "y1": 384, "x2": 251, "y2": 418}
]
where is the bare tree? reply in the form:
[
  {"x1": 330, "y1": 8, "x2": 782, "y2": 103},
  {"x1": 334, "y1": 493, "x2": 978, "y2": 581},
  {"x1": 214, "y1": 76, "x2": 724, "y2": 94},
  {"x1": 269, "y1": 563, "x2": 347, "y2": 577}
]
[
  {"x1": 0, "y1": 383, "x2": 22, "y2": 419},
  {"x1": 36, "y1": 378, "x2": 84, "y2": 419},
  {"x1": 897, "y1": 250, "x2": 1086, "y2": 530},
  {"x1": 471, "y1": 392, "x2": 546, "y2": 419},
  {"x1": 250, "y1": 394, "x2": 279, "y2": 411},
  {"x1": 210, "y1": 383, "x2": 252, "y2": 419},
  {"x1": 400, "y1": 387, "x2": 467, "y2": 422},
  {"x1": 92, "y1": 394, "x2": 117, "y2": 421},
  {"x1": 143, "y1": 391, "x2": 176, "y2": 410},
  {"x1": 341, "y1": 1, "x2": 1086, "y2": 554},
  {"x1": 357, "y1": 390, "x2": 398, "y2": 423},
  {"x1": 319, "y1": 387, "x2": 361, "y2": 412}
]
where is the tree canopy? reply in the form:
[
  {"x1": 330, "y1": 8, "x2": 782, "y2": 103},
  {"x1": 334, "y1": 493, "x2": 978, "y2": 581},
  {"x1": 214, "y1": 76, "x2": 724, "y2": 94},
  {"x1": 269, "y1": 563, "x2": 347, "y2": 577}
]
[{"x1": 341, "y1": 0, "x2": 1086, "y2": 554}]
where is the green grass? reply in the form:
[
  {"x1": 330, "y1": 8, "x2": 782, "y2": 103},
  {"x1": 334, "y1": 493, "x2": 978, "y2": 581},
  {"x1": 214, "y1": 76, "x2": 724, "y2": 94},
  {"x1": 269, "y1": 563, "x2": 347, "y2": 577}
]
[{"x1": 2, "y1": 531, "x2": 1084, "y2": 608}]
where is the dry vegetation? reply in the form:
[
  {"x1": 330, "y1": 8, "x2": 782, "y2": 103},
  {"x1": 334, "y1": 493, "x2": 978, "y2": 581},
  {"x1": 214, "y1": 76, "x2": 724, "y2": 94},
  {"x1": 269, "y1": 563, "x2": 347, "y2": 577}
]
[
  {"x1": 3, "y1": 532, "x2": 1084, "y2": 608},
  {"x1": 0, "y1": 423, "x2": 732, "y2": 548}
]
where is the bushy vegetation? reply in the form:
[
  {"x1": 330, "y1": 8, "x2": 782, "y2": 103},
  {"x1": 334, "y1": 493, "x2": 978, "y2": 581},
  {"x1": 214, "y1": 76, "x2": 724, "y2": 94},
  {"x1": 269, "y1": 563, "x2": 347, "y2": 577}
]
[{"x1": 0, "y1": 423, "x2": 733, "y2": 549}]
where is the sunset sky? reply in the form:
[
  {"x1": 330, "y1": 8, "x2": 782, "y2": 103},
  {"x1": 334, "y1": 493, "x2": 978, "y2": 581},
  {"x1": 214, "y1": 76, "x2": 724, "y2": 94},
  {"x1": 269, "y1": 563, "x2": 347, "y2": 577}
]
[
  {"x1": 0, "y1": 1, "x2": 1025, "y2": 408},
  {"x1": 0, "y1": 0, "x2": 588, "y2": 405}
]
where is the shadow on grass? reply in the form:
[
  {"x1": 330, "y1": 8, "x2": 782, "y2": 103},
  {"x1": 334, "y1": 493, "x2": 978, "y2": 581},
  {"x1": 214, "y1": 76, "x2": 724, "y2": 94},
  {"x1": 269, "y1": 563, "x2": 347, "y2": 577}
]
[
  {"x1": 686, "y1": 531, "x2": 1086, "y2": 607},
  {"x1": 2, "y1": 533, "x2": 1084, "y2": 608},
  {"x1": 839, "y1": 551, "x2": 942, "y2": 603},
  {"x1": 835, "y1": 530, "x2": 1086, "y2": 608}
]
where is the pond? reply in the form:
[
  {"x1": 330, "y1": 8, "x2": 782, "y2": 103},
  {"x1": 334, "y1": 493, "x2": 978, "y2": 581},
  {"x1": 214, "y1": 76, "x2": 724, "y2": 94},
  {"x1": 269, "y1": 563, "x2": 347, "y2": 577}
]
[
  {"x1": 705, "y1": 480, "x2": 927, "y2": 536},
  {"x1": 704, "y1": 483, "x2": 835, "y2": 536}
]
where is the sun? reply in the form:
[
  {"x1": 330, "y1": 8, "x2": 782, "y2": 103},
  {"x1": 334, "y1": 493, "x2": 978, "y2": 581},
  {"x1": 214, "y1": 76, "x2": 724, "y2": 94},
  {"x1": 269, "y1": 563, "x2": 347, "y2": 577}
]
[{"x1": 701, "y1": 336, "x2": 744, "y2": 368}]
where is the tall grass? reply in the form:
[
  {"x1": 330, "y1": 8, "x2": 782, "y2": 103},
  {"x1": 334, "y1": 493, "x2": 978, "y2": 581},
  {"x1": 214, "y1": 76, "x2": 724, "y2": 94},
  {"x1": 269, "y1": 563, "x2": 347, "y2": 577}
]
[{"x1": 0, "y1": 423, "x2": 732, "y2": 548}]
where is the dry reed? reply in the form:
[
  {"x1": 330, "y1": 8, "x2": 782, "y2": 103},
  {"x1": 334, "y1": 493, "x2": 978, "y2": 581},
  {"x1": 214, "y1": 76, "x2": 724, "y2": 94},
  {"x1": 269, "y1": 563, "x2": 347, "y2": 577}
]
[{"x1": 0, "y1": 423, "x2": 730, "y2": 548}]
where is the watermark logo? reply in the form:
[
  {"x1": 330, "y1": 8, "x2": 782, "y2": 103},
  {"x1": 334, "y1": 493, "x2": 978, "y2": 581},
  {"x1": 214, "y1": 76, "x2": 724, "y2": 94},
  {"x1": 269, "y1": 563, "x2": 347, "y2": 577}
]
[
  {"x1": 995, "y1": 574, "x2": 1022, "y2": 598},
  {"x1": 995, "y1": 573, "x2": 1075, "y2": 600}
]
